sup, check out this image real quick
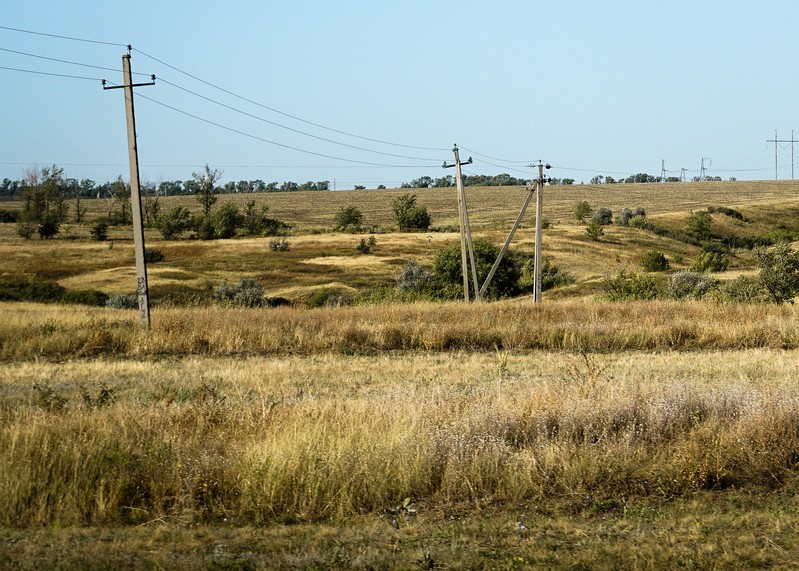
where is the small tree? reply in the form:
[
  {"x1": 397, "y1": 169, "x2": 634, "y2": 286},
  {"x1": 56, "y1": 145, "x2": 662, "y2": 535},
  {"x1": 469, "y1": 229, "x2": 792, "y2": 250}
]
[
  {"x1": 573, "y1": 201, "x2": 592, "y2": 222},
  {"x1": 37, "y1": 212, "x2": 60, "y2": 239},
  {"x1": 641, "y1": 250, "x2": 670, "y2": 272},
  {"x1": 156, "y1": 205, "x2": 192, "y2": 239},
  {"x1": 686, "y1": 210, "x2": 713, "y2": 241},
  {"x1": 586, "y1": 220, "x2": 604, "y2": 241},
  {"x1": 756, "y1": 242, "x2": 799, "y2": 304},
  {"x1": 90, "y1": 220, "x2": 109, "y2": 241},
  {"x1": 392, "y1": 193, "x2": 431, "y2": 231},
  {"x1": 193, "y1": 164, "x2": 222, "y2": 216},
  {"x1": 212, "y1": 203, "x2": 242, "y2": 239},
  {"x1": 432, "y1": 238, "x2": 520, "y2": 299},
  {"x1": 335, "y1": 205, "x2": 364, "y2": 232}
]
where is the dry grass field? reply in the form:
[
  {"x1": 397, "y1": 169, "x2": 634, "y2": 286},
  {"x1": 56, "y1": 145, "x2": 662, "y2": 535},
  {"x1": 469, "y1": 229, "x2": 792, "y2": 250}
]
[{"x1": 3, "y1": 180, "x2": 799, "y2": 568}]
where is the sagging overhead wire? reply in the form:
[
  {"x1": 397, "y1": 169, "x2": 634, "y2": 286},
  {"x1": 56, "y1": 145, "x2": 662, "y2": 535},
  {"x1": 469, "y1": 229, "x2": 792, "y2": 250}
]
[
  {"x1": 133, "y1": 89, "x2": 437, "y2": 168},
  {"x1": 132, "y1": 47, "x2": 450, "y2": 153},
  {"x1": 0, "y1": 25, "x2": 127, "y2": 48},
  {"x1": 0, "y1": 46, "x2": 151, "y2": 77},
  {"x1": 158, "y1": 77, "x2": 440, "y2": 162},
  {"x1": 0, "y1": 65, "x2": 104, "y2": 82}
]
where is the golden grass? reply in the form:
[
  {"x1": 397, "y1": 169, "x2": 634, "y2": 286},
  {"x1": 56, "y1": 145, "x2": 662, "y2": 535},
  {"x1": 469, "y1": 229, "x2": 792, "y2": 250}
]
[{"x1": 2, "y1": 299, "x2": 799, "y2": 361}]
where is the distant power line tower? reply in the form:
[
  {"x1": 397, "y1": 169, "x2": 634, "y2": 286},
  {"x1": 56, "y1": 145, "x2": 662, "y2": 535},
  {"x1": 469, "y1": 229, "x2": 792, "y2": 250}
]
[
  {"x1": 766, "y1": 129, "x2": 797, "y2": 180},
  {"x1": 700, "y1": 158, "x2": 711, "y2": 181},
  {"x1": 660, "y1": 160, "x2": 666, "y2": 182}
]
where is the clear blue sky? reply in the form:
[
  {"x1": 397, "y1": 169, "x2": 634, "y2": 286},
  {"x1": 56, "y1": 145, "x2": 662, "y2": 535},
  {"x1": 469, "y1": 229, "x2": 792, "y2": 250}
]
[{"x1": 2, "y1": 1, "x2": 797, "y2": 188}]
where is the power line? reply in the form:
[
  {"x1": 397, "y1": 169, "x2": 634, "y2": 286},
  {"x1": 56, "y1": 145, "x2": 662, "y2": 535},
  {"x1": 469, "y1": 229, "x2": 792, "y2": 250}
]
[
  {"x1": 0, "y1": 46, "x2": 151, "y2": 76},
  {"x1": 134, "y1": 90, "x2": 439, "y2": 168},
  {"x1": 132, "y1": 47, "x2": 449, "y2": 152},
  {"x1": 157, "y1": 77, "x2": 439, "y2": 162},
  {"x1": 458, "y1": 146, "x2": 532, "y2": 164},
  {"x1": 0, "y1": 25, "x2": 126, "y2": 47},
  {"x1": 0, "y1": 65, "x2": 103, "y2": 82}
]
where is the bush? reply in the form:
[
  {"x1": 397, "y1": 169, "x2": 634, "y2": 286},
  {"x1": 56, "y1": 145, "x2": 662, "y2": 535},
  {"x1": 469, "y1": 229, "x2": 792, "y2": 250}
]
[
  {"x1": 61, "y1": 289, "x2": 110, "y2": 306},
  {"x1": 268, "y1": 238, "x2": 290, "y2": 252},
  {"x1": 602, "y1": 269, "x2": 660, "y2": 301},
  {"x1": 519, "y1": 257, "x2": 575, "y2": 292},
  {"x1": 106, "y1": 293, "x2": 139, "y2": 309},
  {"x1": 90, "y1": 220, "x2": 109, "y2": 241},
  {"x1": 0, "y1": 277, "x2": 66, "y2": 303},
  {"x1": 156, "y1": 206, "x2": 192, "y2": 240},
  {"x1": 573, "y1": 201, "x2": 592, "y2": 222},
  {"x1": 756, "y1": 242, "x2": 799, "y2": 304},
  {"x1": 691, "y1": 251, "x2": 729, "y2": 272},
  {"x1": 144, "y1": 248, "x2": 165, "y2": 263},
  {"x1": 335, "y1": 206, "x2": 364, "y2": 232},
  {"x1": 37, "y1": 213, "x2": 60, "y2": 239},
  {"x1": 629, "y1": 215, "x2": 651, "y2": 230},
  {"x1": 586, "y1": 220, "x2": 604, "y2": 241},
  {"x1": 355, "y1": 238, "x2": 371, "y2": 254},
  {"x1": 396, "y1": 261, "x2": 434, "y2": 292},
  {"x1": 686, "y1": 211, "x2": 713, "y2": 241},
  {"x1": 714, "y1": 276, "x2": 765, "y2": 304},
  {"x1": 591, "y1": 207, "x2": 613, "y2": 225},
  {"x1": 213, "y1": 278, "x2": 264, "y2": 307},
  {"x1": 212, "y1": 203, "x2": 242, "y2": 239},
  {"x1": 668, "y1": 270, "x2": 718, "y2": 299},
  {"x1": 0, "y1": 208, "x2": 18, "y2": 223},
  {"x1": 392, "y1": 194, "x2": 431, "y2": 231},
  {"x1": 432, "y1": 237, "x2": 520, "y2": 300},
  {"x1": 641, "y1": 250, "x2": 670, "y2": 272}
]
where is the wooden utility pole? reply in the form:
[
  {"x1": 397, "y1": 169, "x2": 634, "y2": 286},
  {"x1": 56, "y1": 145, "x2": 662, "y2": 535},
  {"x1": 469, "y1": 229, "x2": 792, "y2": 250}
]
[
  {"x1": 444, "y1": 145, "x2": 479, "y2": 302},
  {"x1": 103, "y1": 49, "x2": 156, "y2": 327}
]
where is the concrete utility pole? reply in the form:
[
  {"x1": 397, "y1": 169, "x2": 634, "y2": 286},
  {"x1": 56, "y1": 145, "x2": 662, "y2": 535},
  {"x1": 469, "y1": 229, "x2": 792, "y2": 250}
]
[
  {"x1": 103, "y1": 48, "x2": 156, "y2": 327},
  {"x1": 443, "y1": 145, "x2": 479, "y2": 302},
  {"x1": 532, "y1": 161, "x2": 550, "y2": 304}
]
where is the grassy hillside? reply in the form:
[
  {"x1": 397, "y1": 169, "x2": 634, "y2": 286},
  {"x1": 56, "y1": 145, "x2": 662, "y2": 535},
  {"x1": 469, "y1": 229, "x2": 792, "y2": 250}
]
[{"x1": 3, "y1": 179, "x2": 799, "y2": 304}]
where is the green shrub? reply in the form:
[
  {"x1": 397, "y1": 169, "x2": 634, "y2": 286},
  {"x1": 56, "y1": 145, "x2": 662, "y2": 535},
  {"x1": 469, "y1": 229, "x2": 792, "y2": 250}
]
[
  {"x1": 691, "y1": 251, "x2": 729, "y2": 272},
  {"x1": 90, "y1": 220, "x2": 109, "y2": 241},
  {"x1": 355, "y1": 238, "x2": 371, "y2": 254},
  {"x1": 392, "y1": 194, "x2": 431, "y2": 231},
  {"x1": 0, "y1": 277, "x2": 66, "y2": 303},
  {"x1": 573, "y1": 201, "x2": 592, "y2": 222},
  {"x1": 61, "y1": 289, "x2": 109, "y2": 306},
  {"x1": 641, "y1": 250, "x2": 670, "y2": 272},
  {"x1": 602, "y1": 269, "x2": 660, "y2": 301},
  {"x1": 144, "y1": 248, "x2": 165, "y2": 263},
  {"x1": 756, "y1": 242, "x2": 799, "y2": 304},
  {"x1": 629, "y1": 215, "x2": 650, "y2": 230},
  {"x1": 686, "y1": 211, "x2": 713, "y2": 241},
  {"x1": 156, "y1": 206, "x2": 192, "y2": 240},
  {"x1": 0, "y1": 208, "x2": 18, "y2": 223},
  {"x1": 519, "y1": 257, "x2": 575, "y2": 291},
  {"x1": 586, "y1": 220, "x2": 604, "y2": 241},
  {"x1": 668, "y1": 270, "x2": 718, "y2": 299},
  {"x1": 713, "y1": 276, "x2": 765, "y2": 304},
  {"x1": 37, "y1": 213, "x2": 60, "y2": 239},
  {"x1": 307, "y1": 288, "x2": 334, "y2": 308},
  {"x1": 432, "y1": 238, "x2": 520, "y2": 300},
  {"x1": 335, "y1": 205, "x2": 364, "y2": 232},
  {"x1": 212, "y1": 203, "x2": 242, "y2": 239}
]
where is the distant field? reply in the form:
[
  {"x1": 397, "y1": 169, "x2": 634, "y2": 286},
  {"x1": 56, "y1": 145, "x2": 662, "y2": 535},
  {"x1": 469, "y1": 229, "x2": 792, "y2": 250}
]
[{"x1": 3, "y1": 179, "x2": 799, "y2": 302}]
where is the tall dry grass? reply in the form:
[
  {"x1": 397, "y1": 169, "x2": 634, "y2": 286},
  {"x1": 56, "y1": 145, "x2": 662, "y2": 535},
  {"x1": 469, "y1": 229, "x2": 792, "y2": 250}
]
[
  {"x1": 2, "y1": 299, "x2": 799, "y2": 361},
  {"x1": 3, "y1": 350, "x2": 799, "y2": 525}
]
